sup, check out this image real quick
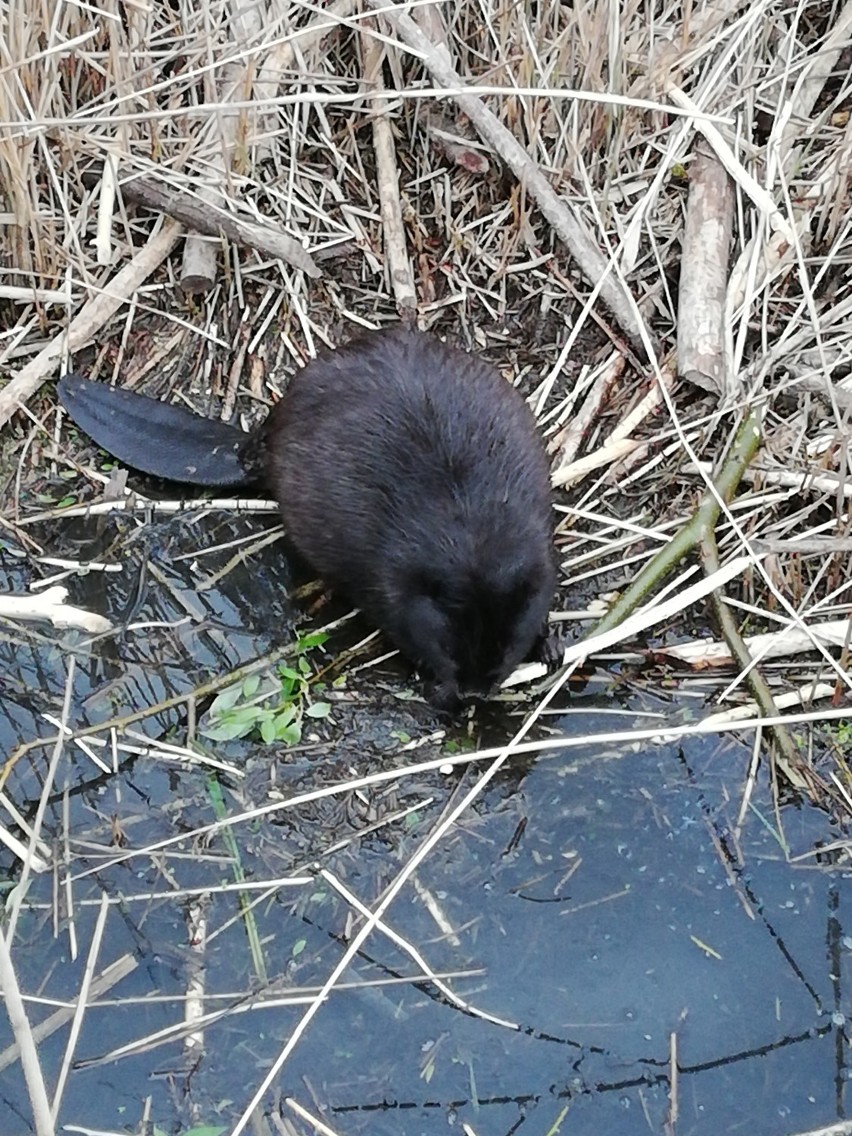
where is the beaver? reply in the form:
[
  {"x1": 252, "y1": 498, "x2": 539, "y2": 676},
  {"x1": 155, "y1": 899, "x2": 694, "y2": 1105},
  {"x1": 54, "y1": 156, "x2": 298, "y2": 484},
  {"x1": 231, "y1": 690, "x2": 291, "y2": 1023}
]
[{"x1": 58, "y1": 325, "x2": 558, "y2": 707}]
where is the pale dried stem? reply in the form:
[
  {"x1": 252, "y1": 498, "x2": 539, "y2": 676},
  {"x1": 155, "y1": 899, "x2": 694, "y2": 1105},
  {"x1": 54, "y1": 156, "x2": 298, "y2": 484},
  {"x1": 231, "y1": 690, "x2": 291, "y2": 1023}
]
[
  {"x1": 0, "y1": 585, "x2": 112, "y2": 633},
  {"x1": 549, "y1": 352, "x2": 626, "y2": 468},
  {"x1": 180, "y1": 0, "x2": 265, "y2": 293},
  {"x1": 553, "y1": 363, "x2": 676, "y2": 488},
  {"x1": 362, "y1": 22, "x2": 417, "y2": 315},
  {"x1": 0, "y1": 927, "x2": 53, "y2": 1136}
]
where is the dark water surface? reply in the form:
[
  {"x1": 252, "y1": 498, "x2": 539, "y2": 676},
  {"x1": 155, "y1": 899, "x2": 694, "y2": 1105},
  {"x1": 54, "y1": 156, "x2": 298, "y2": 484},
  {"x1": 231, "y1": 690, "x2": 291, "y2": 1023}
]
[{"x1": 0, "y1": 513, "x2": 848, "y2": 1136}]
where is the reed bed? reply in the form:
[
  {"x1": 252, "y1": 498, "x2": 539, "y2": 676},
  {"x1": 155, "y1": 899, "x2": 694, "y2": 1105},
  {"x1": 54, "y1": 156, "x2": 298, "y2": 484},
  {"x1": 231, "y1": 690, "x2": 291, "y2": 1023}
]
[{"x1": 1, "y1": 0, "x2": 851, "y2": 1131}]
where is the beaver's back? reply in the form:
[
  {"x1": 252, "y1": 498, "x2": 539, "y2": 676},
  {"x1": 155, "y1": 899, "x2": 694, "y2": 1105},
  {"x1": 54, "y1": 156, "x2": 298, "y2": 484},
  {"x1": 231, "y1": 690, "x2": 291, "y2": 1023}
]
[{"x1": 262, "y1": 327, "x2": 556, "y2": 704}]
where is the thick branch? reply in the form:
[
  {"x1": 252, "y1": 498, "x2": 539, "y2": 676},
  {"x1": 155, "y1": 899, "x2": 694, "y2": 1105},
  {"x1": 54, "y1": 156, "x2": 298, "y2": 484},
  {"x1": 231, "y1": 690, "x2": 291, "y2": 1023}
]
[{"x1": 87, "y1": 170, "x2": 320, "y2": 279}]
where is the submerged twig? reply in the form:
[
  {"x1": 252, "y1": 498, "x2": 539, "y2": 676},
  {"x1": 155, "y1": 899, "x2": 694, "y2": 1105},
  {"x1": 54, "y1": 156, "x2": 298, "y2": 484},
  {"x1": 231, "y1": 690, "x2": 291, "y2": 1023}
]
[{"x1": 0, "y1": 955, "x2": 137, "y2": 1074}]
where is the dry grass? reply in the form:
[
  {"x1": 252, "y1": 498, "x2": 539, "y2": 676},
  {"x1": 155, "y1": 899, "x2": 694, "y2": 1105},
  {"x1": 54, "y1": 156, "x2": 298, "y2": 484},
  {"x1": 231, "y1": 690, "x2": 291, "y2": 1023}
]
[{"x1": 2, "y1": 0, "x2": 852, "y2": 1130}]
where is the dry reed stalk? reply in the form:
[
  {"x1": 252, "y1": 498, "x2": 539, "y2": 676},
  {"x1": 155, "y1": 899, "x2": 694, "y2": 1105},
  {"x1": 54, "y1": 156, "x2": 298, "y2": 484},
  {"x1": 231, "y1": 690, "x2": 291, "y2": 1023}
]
[
  {"x1": 179, "y1": 0, "x2": 265, "y2": 293},
  {"x1": 50, "y1": 893, "x2": 110, "y2": 1121},
  {"x1": 553, "y1": 362, "x2": 677, "y2": 487},
  {"x1": 362, "y1": 21, "x2": 416, "y2": 315},
  {"x1": 0, "y1": 926, "x2": 53, "y2": 1136},
  {"x1": 549, "y1": 352, "x2": 626, "y2": 468}
]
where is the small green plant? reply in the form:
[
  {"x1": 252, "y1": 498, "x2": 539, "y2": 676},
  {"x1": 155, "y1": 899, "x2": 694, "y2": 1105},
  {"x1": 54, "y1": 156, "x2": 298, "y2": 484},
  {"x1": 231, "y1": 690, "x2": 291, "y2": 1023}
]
[
  {"x1": 201, "y1": 631, "x2": 331, "y2": 745},
  {"x1": 443, "y1": 735, "x2": 477, "y2": 756}
]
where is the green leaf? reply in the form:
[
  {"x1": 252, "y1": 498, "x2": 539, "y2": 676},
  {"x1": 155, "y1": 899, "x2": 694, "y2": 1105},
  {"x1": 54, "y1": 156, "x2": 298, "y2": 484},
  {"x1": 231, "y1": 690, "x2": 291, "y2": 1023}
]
[
  {"x1": 207, "y1": 685, "x2": 243, "y2": 717},
  {"x1": 231, "y1": 706, "x2": 266, "y2": 725},
  {"x1": 305, "y1": 702, "x2": 331, "y2": 719},
  {"x1": 296, "y1": 631, "x2": 328, "y2": 652},
  {"x1": 292, "y1": 938, "x2": 306, "y2": 957},
  {"x1": 273, "y1": 705, "x2": 297, "y2": 729},
  {"x1": 278, "y1": 722, "x2": 302, "y2": 745},
  {"x1": 242, "y1": 674, "x2": 261, "y2": 698},
  {"x1": 260, "y1": 715, "x2": 277, "y2": 744},
  {"x1": 200, "y1": 719, "x2": 254, "y2": 741}
]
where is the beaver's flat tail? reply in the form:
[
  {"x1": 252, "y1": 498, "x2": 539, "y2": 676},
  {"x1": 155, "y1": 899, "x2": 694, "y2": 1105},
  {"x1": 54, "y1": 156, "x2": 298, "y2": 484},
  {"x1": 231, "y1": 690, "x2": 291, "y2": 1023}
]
[{"x1": 58, "y1": 374, "x2": 255, "y2": 487}]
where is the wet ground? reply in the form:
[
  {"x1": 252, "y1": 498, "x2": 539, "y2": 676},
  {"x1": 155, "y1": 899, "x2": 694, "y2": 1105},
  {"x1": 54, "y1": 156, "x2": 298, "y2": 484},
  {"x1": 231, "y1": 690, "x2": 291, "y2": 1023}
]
[{"x1": 1, "y1": 506, "x2": 850, "y2": 1136}]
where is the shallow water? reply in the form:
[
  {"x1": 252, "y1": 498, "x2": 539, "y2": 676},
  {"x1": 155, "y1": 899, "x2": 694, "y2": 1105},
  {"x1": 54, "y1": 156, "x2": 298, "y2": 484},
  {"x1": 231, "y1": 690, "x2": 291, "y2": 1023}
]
[{"x1": 0, "y1": 512, "x2": 848, "y2": 1136}]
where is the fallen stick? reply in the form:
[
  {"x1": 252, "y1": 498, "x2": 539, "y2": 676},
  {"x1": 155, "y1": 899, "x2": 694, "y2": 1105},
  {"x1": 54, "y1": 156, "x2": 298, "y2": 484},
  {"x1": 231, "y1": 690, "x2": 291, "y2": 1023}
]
[
  {"x1": 0, "y1": 585, "x2": 112, "y2": 634},
  {"x1": 677, "y1": 147, "x2": 734, "y2": 397},
  {"x1": 85, "y1": 170, "x2": 320, "y2": 279}
]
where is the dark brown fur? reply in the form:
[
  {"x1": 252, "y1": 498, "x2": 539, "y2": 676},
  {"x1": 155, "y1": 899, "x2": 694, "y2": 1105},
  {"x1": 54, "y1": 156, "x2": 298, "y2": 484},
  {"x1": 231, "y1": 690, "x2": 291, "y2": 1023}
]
[{"x1": 59, "y1": 326, "x2": 557, "y2": 706}]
